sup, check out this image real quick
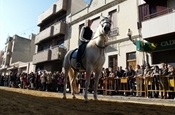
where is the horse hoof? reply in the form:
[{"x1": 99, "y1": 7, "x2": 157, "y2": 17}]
[
  {"x1": 72, "y1": 96, "x2": 76, "y2": 99},
  {"x1": 84, "y1": 100, "x2": 88, "y2": 103},
  {"x1": 94, "y1": 99, "x2": 98, "y2": 101},
  {"x1": 62, "y1": 97, "x2": 67, "y2": 99}
]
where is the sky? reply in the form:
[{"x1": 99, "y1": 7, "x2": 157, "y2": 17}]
[
  {"x1": 0, "y1": 0, "x2": 91, "y2": 51},
  {"x1": 0, "y1": 0, "x2": 58, "y2": 50}
]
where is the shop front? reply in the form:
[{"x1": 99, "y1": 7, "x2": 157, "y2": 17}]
[{"x1": 136, "y1": 33, "x2": 175, "y2": 65}]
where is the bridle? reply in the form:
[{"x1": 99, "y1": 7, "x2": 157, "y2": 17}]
[
  {"x1": 100, "y1": 18, "x2": 111, "y2": 28},
  {"x1": 94, "y1": 18, "x2": 111, "y2": 49}
]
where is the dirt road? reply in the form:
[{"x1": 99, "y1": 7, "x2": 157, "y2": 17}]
[{"x1": 0, "y1": 87, "x2": 175, "y2": 115}]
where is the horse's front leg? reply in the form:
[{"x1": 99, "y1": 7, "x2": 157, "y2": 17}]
[
  {"x1": 70, "y1": 79, "x2": 76, "y2": 99},
  {"x1": 84, "y1": 69, "x2": 92, "y2": 102},
  {"x1": 93, "y1": 71, "x2": 101, "y2": 100},
  {"x1": 73, "y1": 71, "x2": 78, "y2": 99}
]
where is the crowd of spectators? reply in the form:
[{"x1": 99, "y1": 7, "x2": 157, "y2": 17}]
[
  {"x1": 0, "y1": 71, "x2": 64, "y2": 92},
  {"x1": 0, "y1": 63, "x2": 175, "y2": 99},
  {"x1": 98, "y1": 63, "x2": 175, "y2": 99}
]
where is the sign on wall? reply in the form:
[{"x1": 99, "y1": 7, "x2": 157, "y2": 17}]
[{"x1": 136, "y1": 37, "x2": 175, "y2": 52}]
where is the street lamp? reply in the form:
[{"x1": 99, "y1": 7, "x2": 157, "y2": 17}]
[
  {"x1": 127, "y1": 28, "x2": 136, "y2": 45},
  {"x1": 127, "y1": 28, "x2": 132, "y2": 40}
]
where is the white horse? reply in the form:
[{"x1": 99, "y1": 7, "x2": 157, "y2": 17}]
[{"x1": 63, "y1": 15, "x2": 111, "y2": 102}]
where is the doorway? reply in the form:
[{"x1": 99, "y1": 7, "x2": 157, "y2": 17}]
[
  {"x1": 108, "y1": 55, "x2": 118, "y2": 72},
  {"x1": 126, "y1": 52, "x2": 136, "y2": 70}
]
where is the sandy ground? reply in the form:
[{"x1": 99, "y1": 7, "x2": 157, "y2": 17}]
[{"x1": 0, "y1": 87, "x2": 175, "y2": 115}]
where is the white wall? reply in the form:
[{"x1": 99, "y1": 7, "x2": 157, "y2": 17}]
[
  {"x1": 69, "y1": 0, "x2": 140, "y2": 68},
  {"x1": 142, "y1": 12, "x2": 175, "y2": 38},
  {"x1": 118, "y1": 41, "x2": 136, "y2": 68}
]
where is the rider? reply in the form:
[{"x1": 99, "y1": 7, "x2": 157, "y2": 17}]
[{"x1": 76, "y1": 19, "x2": 93, "y2": 69}]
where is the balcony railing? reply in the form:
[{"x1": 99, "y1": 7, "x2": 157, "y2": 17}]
[
  {"x1": 35, "y1": 21, "x2": 66, "y2": 45},
  {"x1": 55, "y1": 0, "x2": 67, "y2": 13},
  {"x1": 53, "y1": 21, "x2": 66, "y2": 36},
  {"x1": 35, "y1": 26, "x2": 54, "y2": 44},
  {"x1": 33, "y1": 45, "x2": 67, "y2": 64},
  {"x1": 37, "y1": 4, "x2": 56, "y2": 25},
  {"x1": 144, "y1": 6, "x2": 175, "y2": 21},
  {"x1": 142, "y1": 7, "x2": 175, "y2": 38},
  {"x1": 37, "y1": 0, "x2": 67, "y2": 25},
  {"x1": 33, "y1": 49, "x2": 51, "y2": 64},
  {"x1": 109, "y1": 27, "x2": 119, "y2": 37},
  {"x1": 51, "y1": 45, "x2": 67, "y2": 60}
]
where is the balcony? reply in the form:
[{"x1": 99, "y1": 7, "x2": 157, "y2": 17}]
[
  {"x1": 51, "y1": 45, "x2": 67, "y2": 60},
  {"x1": 142, "y1": 7, "x2": 175, "y2": 39},
  {"x1": 53, "y1": 21, "x2": 66, "y2": 36},
  {"x1": 144, "y1": 0, "x2": 167, "y2": 4},
  {"x1": 35, "y1": 21, "x2": 66, "y2": 44},
  {"x1": 55, "y1": 0, "x2": 67, "y2": 13},
  {"x1": 109, "y1": 27, "x2": 119, "y2": 37},
  {"x1": 33, "y1": 49, "x2": 51, "y2": 64},
  {"x1": 35, "y1": 26, "x2": 54, "y2": 44},
  {"x1": 37, "y1": 4, "x2": 56, "y2": 25},
  {"x1": 37, "y1": 0, "x2": 67, "y2": 26}
]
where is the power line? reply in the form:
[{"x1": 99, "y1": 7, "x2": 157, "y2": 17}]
[{"x1": 17, "y1": 26, "x2": 38, "y2": 35}]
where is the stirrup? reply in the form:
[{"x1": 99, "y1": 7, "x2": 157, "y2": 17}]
[{"x1": 76, "y1": 62, "x2": 81, "y2": 69}]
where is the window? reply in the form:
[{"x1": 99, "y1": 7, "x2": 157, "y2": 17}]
[
  {"x1": 127, "y1": 52, "x2": 136, "y2": 60},
  {"x1": 109, "y1": 9, "x2": 117, "y2": 29},
  {"x1": 38, "y1": 41, "x2": 52, "y2": 52},
  {"x1": 78, "y1": 23, "x2": 84, "y2": 44},
  {"x1": 91, "y1": 17, "x2": 100, "y2": 33},
  {"x1": 139, "y1": 1, "x2": 167, "y2": 21},
  {"x1": 138, "y1": 4, "x2": 150, "y2": 21},
  {"x1": 109, "y1": 10, "x2": 119, "y2": 36}
]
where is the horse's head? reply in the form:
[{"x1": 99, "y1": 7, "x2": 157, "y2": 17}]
[{"x1": 99, "y1": 15, "x2": 112, "y2": 35}]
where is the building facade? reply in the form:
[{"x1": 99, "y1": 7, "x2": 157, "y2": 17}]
[
  {"x1": 33, "y1": 0, "x2": 87, "y2": 72},
  {"x1": 138, "y1": 0, "x2": 175, "y2": 66},
  {"x1": 68, "y1": 0, "x2": 141, "y2": 70},
  {"x1": 0, "y1": 34, "x2": 36, "y2": 75},
  {"x1": 0, "y1": 51, "x2": 4, "y2": 68}
]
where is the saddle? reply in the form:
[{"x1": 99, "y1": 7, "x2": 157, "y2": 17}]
[{"x1": 70, "y1": 43, "x2": 87, "y2": 70}]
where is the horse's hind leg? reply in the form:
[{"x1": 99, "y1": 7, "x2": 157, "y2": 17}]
[
  {"x1": 93, "y1": 71, "x2": 101, "y2": 100},
  {"x1": 69, "y1": 68, "x2": 77, "y2": 99}
]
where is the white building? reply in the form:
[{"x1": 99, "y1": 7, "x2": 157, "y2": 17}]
[
  {"x1": 67, "y1": 0, "x2": 141, "y2": 70},
  {"x1": 138, "y1": 0, "x2": 175, "y2": 66}
]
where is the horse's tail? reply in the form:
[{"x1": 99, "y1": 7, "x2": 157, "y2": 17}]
[{"x1": 63, "y1": 50, "x2": 79, "y2": 94}]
